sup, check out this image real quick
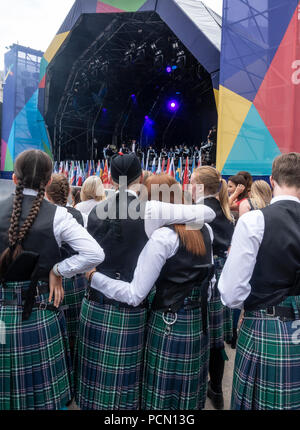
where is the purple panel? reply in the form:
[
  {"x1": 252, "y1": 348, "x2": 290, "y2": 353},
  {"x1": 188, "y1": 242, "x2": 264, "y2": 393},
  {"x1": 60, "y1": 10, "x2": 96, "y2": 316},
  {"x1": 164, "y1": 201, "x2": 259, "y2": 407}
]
[
  {"x1": 58, "y1": 0, "x2": 98, "y2": 34},
  {"x1": 1, "y1": 50, "x2": 17, "y2": 144}
]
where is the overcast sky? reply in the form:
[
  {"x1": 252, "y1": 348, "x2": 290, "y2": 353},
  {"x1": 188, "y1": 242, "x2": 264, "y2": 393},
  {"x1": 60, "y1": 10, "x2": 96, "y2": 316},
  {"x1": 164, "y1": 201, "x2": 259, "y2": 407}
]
[{"x1": 0, "y1": 0, "x2": 223, "y2": 71}]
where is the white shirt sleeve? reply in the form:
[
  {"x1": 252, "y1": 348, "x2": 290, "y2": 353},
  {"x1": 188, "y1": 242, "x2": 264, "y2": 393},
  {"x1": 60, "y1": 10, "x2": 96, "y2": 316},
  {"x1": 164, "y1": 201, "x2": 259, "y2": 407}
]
[
  {"x1": 144, "y1": 200, "x2": 216, "y2": 238},
  {"x1": 91, "y1": 227, "x2": 179, "y2": 306},
  {"x1": 205, "y1": 223, "x2": 215, "y2": 301},
  {"x1": 218, "y1": 210, "x2": 265, "y2": 309},
  {"x1": 54, "y1": 206, "x2": 105, "y2": 278}
]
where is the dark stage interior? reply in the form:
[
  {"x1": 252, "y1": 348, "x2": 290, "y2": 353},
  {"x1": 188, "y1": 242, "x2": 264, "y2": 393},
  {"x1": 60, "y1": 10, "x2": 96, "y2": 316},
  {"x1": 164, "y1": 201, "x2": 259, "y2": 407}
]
[{"x1": 44, "y1": 11, "x2": 218, "y2": 161}]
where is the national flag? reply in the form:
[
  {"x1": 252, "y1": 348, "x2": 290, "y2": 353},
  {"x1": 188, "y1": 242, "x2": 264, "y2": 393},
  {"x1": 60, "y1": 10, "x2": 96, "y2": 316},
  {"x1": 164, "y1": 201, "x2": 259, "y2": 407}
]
[
  {"x1": 169, "y1": 158, "x2": 175, "y2": 178},
  {"x1": 58, "y1": 161, "x2": 64, "y2": 174},
  {"x1": 64, "y1": 161, "x2": 69, "y2": 179},
  {"x1": 191, "y1": 156, "x2": 196, "y2": 174},
  {"x1": 141, "y1": 153, "x2": 145, "y2": 170},
  {"x1": 151, "y1": 157, "x2": 156, "y2": 174},
  {"x1": 182, "y1": 157, "x2": 189, "y2": 189},
  {"x1": 145, "y1": 150, "x2": 149, "y2": 171},
  {"x1": 102, "y1": 160, "x2": 109, "y2": 185},
  {"x1": 161, "y1": 158, "x2": 165, "y2": 173},
  {"x1": 76, "y1": 167, "x2": 83, "y2": 186},
  {"x1": 156, "y1": 157, "x2": 162, "y2": 175},
  {"x1": 166, "y1": 158, "x2": 170, "y2": 175},
  {"x1": 85, "y1": 161, "x2": 89, "y2": 178},
  {"x1": 175, "y1": 157, "x2": 182, "y2": 183},
  {"x1": 96, "y1": 160, "x2": 101, "y2": 177},
  {"x1": 53, "y1": 161, "x2": 58, "y2": 174}
]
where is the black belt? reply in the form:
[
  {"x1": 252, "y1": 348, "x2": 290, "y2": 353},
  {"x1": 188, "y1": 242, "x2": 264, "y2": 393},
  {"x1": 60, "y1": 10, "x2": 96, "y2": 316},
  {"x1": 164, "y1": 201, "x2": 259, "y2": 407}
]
[
  {"x1": 246, "y1": 305, "x2": 299, "y2": 321},
  {"x1": 86, "y1": 287, "x2": 147, "y2": 310}
]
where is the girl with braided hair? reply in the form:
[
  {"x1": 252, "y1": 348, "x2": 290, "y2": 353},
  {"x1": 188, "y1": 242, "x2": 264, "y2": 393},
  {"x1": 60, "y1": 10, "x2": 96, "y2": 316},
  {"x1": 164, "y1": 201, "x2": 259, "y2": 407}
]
[
  {"x1": 0, "y1": 150, "x2": 104, "y2": 410},
  {"x1": 46, "y1": 174, "x2": 88, "y2": 362}
]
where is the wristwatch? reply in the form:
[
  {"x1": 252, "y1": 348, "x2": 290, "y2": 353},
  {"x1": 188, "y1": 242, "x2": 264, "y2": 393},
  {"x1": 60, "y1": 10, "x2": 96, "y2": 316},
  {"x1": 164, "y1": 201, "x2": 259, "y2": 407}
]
[{"x1": 52, "y1": 263, "x2": 61, "y2": 277}]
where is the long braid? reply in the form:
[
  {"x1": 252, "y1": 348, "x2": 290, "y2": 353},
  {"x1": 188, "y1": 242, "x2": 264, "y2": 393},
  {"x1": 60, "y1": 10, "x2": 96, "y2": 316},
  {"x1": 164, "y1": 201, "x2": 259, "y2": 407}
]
[
  {"x1": 0, "y1": 179, "x2": 24, "y2": 278},
  {"x1": 17, "y1": 184, "x2": 46, "y2": 245},
  {"x1": 45, "y1": 173, "x2": 69, "y2": 207}
]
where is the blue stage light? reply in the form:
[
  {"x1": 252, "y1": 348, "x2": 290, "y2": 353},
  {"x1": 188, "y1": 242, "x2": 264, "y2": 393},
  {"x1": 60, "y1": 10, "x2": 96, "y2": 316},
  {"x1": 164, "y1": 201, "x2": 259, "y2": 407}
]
[{"x1": 167, "y1": 99, "x2": 180, "y2": 112}]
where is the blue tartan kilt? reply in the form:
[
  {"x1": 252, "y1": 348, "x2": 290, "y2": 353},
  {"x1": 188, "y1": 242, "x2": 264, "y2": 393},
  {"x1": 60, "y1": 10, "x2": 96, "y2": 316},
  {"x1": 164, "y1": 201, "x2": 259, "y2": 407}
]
[
  {"x1": 142, "y1": 286, "x2": 210, "y2": 410},
  {"x1": 231, "y1": 295, "x2": 300, "y2": 410},
  {"x1": 75, "y1": 297, "x2": 147, "y2": 410},
  {"x1": 208, "y1": 256, "x2": 233, "y2": 349},
  {"x1": 62, "y1": 274, "x2": 87, "y2": 341},
  {"x1": 0, "y1": 281, "x2": 73, "y2": 410}
]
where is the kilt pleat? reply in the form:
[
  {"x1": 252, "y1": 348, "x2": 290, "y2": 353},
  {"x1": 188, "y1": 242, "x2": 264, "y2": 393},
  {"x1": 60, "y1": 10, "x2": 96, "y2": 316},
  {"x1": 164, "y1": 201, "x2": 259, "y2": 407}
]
[
  {"x1": 62, "y1": 275, "x2": 87, "y2": 340},
  {"x1": 208, "y1": 256, "x2": 233, "y2": 349},
  {"x1": 0, "y1": 282, "x2": 72, "y2": 410},
  {"x1": 231, "y1": 296, "x2": 300, "y2": 410},
  {"x1": 141, "y1": 306, "x2": 209, "y2": 410},
  {"x1": 75, "y1": 297, "x2": 147, "y2": 410}
]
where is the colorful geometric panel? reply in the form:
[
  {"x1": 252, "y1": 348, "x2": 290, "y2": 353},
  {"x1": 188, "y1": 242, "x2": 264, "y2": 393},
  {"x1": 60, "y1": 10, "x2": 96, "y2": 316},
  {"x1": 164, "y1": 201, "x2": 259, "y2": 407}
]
[
  {"x1": 254, "y1": 4, "x2": 300, "y2": 155},
  {"x1": 220, "y1": 0, "x2": 299, "y2": 102},
  {"x1": 97, "y1": 2, "x2": 123, "y2": 12},
  {"x1": 216, "y1": 85, "x2": 252, "y2": 173},
  {"x1": 97, "y1": 0, "x2": 148, "y2": 12},
  {"x1": 222, "y1": 104, "x2": 281, "y2": 175},
  {"x1": 43, "y1": 32, "x2": 70, "y2": 64}
]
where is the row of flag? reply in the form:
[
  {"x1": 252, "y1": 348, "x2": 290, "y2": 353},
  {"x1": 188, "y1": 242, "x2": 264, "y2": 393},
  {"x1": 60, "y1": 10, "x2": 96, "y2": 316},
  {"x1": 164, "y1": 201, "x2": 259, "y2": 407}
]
[{"x1": 53, "y1": 156, "x2": 201, "y2": 187}]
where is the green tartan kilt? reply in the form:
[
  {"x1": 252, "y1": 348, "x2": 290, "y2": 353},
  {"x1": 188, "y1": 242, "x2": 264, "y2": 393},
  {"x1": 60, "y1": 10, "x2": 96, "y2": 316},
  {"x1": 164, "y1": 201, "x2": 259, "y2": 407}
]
[
  {"x1": 208, "y1": 256, "x2": 233, "y2": 349},
  {"x1": 142, "y1": 300, "x2": 210, "y2": 410},
  {"x1": 231, "y1": 296, "x2": 300, "y2": 410},
  {"x1": 75, "y1": 297, "x2": 147, "y2": 410},
  {"x1": 0, "y1": 281, "x2": 72, "y2": 410},
  {"x1": 62, "y1": 275, "x2": 87, "y2": 341}
]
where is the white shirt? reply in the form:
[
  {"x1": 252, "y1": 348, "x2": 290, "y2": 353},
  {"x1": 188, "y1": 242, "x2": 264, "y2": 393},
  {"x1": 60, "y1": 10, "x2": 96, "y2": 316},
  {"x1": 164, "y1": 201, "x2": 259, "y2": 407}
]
[
  {"x1": 218, "y1": 195, "x2": 300, "y2": 309},
  {"x1": 76, "y1": 199, "x2": 101, "y2": 215},
  {"x1": 91, "y1": 224, "x2": 214, "y2": 307},
  {"x1": 94, "y1": 189, "x2": 216, "y2": 238},
  {"x1": 23, "y1": 189, "x2": 105, "y2": 278}
]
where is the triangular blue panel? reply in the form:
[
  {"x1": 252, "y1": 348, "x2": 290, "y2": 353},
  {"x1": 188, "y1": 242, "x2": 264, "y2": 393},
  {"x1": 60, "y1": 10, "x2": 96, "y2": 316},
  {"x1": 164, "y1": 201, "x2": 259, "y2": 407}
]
[{"x1": 222, "y1": 104, "x2": 281, "y2": 176}]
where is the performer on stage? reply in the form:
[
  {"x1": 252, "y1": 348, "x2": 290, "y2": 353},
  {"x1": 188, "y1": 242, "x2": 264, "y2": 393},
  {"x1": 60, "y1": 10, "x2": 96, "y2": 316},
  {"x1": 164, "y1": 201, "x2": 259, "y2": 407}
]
[
  {"x1": 0, "y1": 150, "x2": 104, "y2": 410},
  {"x1": 219, "y1": 152, "x2": 300, "y2": 410},
  {"x1": 46, "y1": 174, "x2": 88, "y2": 363},
  {"x1": 75, "y1": 153, "x2": 216, "y2": 410},
  {"x1": 86, "y1": 174, "x2": 215, "y2": 410},
  {"x1": 191, "y1": 166, "x2": 234, "y2": 409}
]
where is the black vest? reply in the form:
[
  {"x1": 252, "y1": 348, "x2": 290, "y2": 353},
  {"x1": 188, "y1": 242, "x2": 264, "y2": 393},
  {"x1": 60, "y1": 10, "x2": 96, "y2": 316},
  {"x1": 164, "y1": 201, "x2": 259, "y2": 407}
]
[
  {"x1": 244, "y1": 200, "x2": 300, "y2": 311},
  {"x1": 0, "y1": 194, "x2": 61, "y2": 281},
  {"x1": 152, "y1": 224, "x2": 213, "y2": 311},
  {"x1": 60, "y1": 206, "x2": 84, "y2": 260},
  {"x1": 203, "y1": 197, "x2": 234, "y2": 256},
  {"x1": 87, "y1": 191, "x2": 148, "y2": 282}
]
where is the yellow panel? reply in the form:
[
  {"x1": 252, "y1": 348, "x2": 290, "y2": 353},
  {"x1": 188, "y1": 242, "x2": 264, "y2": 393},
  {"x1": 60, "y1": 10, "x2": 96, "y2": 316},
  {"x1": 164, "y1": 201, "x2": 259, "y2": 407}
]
[
  {"x1": 44, "y1": 32, "x2": 70, "y2": 64},
  {"x1": 216, "y1": 85, "x2": 252, "y2": 172},
  {"x1": 213, "y1": 88, "x2": 219, "y2": 113}
]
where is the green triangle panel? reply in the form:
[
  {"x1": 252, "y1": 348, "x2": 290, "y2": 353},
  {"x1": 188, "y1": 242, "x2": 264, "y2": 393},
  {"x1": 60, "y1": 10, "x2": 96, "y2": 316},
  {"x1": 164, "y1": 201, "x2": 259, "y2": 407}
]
[
  {"x1": 99, "y1": 0, "x2": 148, "y2": 12},
  {"x1": 222, "y1": 104, "x2": 281, "y2": 176}
]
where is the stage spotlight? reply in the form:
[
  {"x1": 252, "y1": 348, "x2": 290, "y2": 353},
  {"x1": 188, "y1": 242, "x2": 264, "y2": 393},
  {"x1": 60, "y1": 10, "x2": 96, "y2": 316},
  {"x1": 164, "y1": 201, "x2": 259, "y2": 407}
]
[
  {"x1": 166, "y1": 66, "x2": 172, "y2": 73},
  {"x1": 145, "y1": 115, "x2": 149, "y2": 120},
  {"x1": 167, "y1": 99, "x2": 180, "y2": 112},
  {"x1": 172, "y1": 41, "x2": 179, "y2": 50},
  {"x1": 150, "y1": 43, "x2": 157, "y2": 51},
  {"x1": 131, "y1": 94, "x2": 136, "y2": 99}
]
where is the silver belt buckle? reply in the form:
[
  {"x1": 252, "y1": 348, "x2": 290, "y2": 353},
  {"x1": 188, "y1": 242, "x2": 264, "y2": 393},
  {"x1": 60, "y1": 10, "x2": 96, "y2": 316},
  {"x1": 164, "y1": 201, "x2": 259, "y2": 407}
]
[
  {"x1": 115, "y1": 272, "x2": 121, "y2": 280},
  {"x1": 39, "y1": 302, "x2": 47, "y2": 310},
  {"x1": 265, "y1": 306, "x2": 276, "y2": 317}
]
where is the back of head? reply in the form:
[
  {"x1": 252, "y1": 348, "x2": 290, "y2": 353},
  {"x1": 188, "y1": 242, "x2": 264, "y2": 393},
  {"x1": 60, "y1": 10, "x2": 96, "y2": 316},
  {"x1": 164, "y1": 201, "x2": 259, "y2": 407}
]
[
  {"x1": 110, "y1": 153, "x2": 142, "y2": 187},
  {"x1": 250, "y1": 180, "x2": 272, "y2": 209},
  {"x1": 0, "y1": 149, "x2": 53, "y2": 278},
  {"x1": 272, "y1": 152, "x2": 300, "y2": 188},
  {"x1": 193, "y1": 166, "x2": 232, "y2": 221},
  {"x1": 71, "y1": 186, "x2": 81, "y2": 206},
  {"x1": 238, "y1": 171, "x2": 253, "y2": 191},
  {"x1": 46, "y1": 174, "x2": 70, "y2": 207},
  {"x1": 80, "y1": 176, "x2": 105, "y2": 202},
  {"x1": 144, "y1": 174, "x2": 206, "y2": 256}
]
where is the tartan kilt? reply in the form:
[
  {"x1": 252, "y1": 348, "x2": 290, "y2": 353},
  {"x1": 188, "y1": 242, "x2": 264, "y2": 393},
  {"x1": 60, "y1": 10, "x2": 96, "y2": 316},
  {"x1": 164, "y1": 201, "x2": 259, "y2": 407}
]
[
  {"x1": 208, "y1": 256, "x2": 233, "y2": 349},
  {"x1": 231, "y1": 295, "x2": 300, "y2": 410},
  {"x1": 62, "y1": 275, "x2": 87, "y2": 341},
  {"x1": 0, "y1": 281, "x2": 72, "y2": 410},
  {"x1": 142, "y1": 293, "x2": 210, "y2": 410},
  {"x1": 75, "y1": 297, "x2": 147, "y2": 410}
]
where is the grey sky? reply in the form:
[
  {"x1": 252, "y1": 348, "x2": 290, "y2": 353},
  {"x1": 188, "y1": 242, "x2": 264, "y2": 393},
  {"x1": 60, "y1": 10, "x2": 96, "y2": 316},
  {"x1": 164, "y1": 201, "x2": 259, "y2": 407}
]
[{"x1": 0, "y1": 0, "x2": 223, "y2": 70}]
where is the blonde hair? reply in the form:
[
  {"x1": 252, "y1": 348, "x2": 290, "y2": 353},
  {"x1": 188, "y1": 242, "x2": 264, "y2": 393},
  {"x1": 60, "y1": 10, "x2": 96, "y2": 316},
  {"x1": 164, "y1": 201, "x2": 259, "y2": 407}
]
[
  {"x1": 193, "y1": 166, "x2": 232, "y2": 221},
  {"x1": 80, "y1": 176, "x2": 105, "y2": 202},
  {"x1": 250, "y1": 180, "x2": 272, "y2": 209}
]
